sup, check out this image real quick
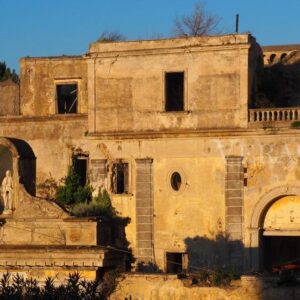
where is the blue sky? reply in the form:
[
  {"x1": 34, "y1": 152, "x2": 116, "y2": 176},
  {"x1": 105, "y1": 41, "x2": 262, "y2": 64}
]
[{"x1": 0, "y1": 0, "x2": 299, "y2": 72}]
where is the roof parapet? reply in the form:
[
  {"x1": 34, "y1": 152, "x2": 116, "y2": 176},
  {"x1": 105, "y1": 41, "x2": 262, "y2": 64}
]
[{"x1": 88, "y1": 34, "x2": 255, "y2": 55}]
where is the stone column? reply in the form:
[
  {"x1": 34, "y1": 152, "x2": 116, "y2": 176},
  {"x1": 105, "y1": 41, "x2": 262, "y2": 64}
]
[
  {"x1": 225, "y1": 156, "x2": 244, "y2": 268},
  {"x1": 90, "y1": 159, "x2": 107, "y2": 193},
  {"x1": 135, "y1": 159, "x2": 153, "y2": 263}
]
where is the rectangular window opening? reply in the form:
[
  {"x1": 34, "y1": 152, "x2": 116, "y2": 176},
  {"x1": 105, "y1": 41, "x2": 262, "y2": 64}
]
[
  {"x1": 165, "y1": 72, "x2": 184, "y2": 111},
  {"x1": 166, "y1": 252, "x2": 183, "y2": 274},
  {"x1": 56, "y1": 84, "x2": 78, "y2": 114},
  {"x1": 73, "y1": 156, "x2": 87, "y2": 186},
  {"x1": 111, "y1": 162, "x2": 129, "y2": 194}
]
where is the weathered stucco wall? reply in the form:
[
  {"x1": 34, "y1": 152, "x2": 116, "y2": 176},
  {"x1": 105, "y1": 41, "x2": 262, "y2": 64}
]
[
  {"x1": 0, "y1": 115, "x2": 88, "y2": 188},
  {"x1": 0, "y1": 34, "x2": 298, "y2": 274},
  {"x1": 20, "y1": 56, "x2": 88, "y2": 116},
  {"x1": 86, "y1": 130, "x2": 300, "y2": 270},
  {"x1": 88, "y1": 34, "x2": 256, "y2": 134},
  {"x1": 110, "y1": 274, "x2": 300, "y2": 300},
  {"x1": 0, "y1": 79, "x2": 19, "y2": 115}
]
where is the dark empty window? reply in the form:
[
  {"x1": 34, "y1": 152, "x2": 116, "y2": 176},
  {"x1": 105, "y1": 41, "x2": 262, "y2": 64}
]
[
  {"x1": 111, "y1": 163, "x2": 129, "y2": 194},
  {"x1": 165, "y1": 72, "x2": 184, "y2": 111},
  {"x1": 56, "y1": 84, "x2": 77, "y2": 114},
  {"x1": 171, "y1": 172, "x2": 182, "y2": 191},
  {"x1": 166, "y1": 252, "x2": 183, "y2": 274},
  {"x1": 73, "y1": 156, "x2": 87, "y2": 186}
]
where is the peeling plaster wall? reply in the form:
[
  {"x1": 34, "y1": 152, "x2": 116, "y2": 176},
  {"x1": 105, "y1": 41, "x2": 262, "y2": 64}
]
[
  {"x1": 0, "y1": 115, "x2": 88, "y2": 192},
  {"x1": 20, "y1": 56, "x2": 88, "y2": 116},
  {"x1": 86, "y1": 132, "x2": 300, "y2": 270},
  {"x1": 88, "y1": 34, "x2": 256, "y2": 134},
  {"x1": 1, "y1": 35, "x2": 299, "y2": 273},
  {"x1": 0, "y1": 79, "x2": 19, "y2": 115},
  {"x1": 110, "y1": 274, "x2": 300, "y2": 300}
]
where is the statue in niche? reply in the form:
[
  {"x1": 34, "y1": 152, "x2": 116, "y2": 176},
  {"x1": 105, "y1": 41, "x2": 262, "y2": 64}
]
[{"x1": 1, "y1": 170, "x2": 13, "y2": 213}]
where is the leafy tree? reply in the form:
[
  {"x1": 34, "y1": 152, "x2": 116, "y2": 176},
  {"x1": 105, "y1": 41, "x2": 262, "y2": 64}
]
[
  {"x1": 173, "y1": 2, "x2": 220, "y2": 37},
  {"x1": 97, "y1": 31, "x2": 125, "y2": 43},
  {"x1": 70, "y1": 188, "x2": 116, "y2": 218},
  {"x1": 56, "y1": 166, "x2": 93, "y2": 207},
  {"x1": 0, "y1": 61, "x2": 19, "y2": 83}
]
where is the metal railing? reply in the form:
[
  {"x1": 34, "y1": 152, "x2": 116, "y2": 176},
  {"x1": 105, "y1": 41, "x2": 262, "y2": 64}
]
[{"x1": 248, "y1": 107, "x2": 300, "y2": 123}]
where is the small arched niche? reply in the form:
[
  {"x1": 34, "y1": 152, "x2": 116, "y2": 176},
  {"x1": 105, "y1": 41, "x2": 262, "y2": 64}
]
[{"x1": 0, "y1": 138, "x2": 36, "y2": 197}]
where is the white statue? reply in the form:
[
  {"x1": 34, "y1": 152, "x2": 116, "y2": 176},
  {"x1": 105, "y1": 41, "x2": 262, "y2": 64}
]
[{"x1": 1, "y1": 170, "x2": 13, "y2": 213}]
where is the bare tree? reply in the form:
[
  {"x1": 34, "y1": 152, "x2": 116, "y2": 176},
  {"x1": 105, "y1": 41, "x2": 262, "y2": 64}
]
[
  {"x1": 97, "y1": 31, "x2": 125, "y2": 43},
  {"x1": 173, "y1": 2, "x2": 220, "y2": 37}
]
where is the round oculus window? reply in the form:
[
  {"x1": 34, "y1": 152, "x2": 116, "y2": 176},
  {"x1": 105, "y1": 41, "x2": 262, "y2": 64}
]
[{"x1": 171, "y1": 172, "x2": 182, "y2": 191}]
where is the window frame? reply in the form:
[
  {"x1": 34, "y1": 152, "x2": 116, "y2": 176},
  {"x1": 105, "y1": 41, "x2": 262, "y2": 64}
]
[
  {"x1": 163, "y1": 70, "x2": 188, "y2": 112},
  {"x1": 110, "y1": 160, "x2": 130, "y2": 195},
  {"x1": 54, "y1": 79, "x2": 81, "y2": 114},
  {"x1": 72, "y1": 154, "x2": 89, "y2": 187},
  {"x1": 165, "y1": 251, "x2": 188, "y2": 274}
]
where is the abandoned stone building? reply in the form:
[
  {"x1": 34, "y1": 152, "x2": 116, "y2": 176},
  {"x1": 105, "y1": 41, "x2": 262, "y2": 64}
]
[{"x1": 0, "y1": 33, "x2": 300, "y2": 280}]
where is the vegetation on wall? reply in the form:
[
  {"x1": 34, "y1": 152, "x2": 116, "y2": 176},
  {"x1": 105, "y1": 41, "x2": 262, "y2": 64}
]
[
  {"x1": 37, "y1": 174, "x2": 58, "y2": 201},
  {"x1": 56, "y1": 166, "x2": 93, "y2": 207},
  {"x1": 38, "y1": 164, "x2": 116, "y2": 218},
  {"x1": 97, "y1": 31, "x2": 125, "y2": 43},
  {"x1": 69, "y1": 189, "x2": 116, "y2": 218}
]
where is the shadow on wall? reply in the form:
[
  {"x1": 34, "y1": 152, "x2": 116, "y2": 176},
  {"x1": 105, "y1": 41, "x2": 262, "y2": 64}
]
[
  {"x1": 253, "y1": 61, "x2": 300, "y2": 108},
  {"x1": 185, "y1": 234, "x2": 245, "y2": 272},
  {"x1": 7, "y1": 138, "x2": 36, "y2": 196}
]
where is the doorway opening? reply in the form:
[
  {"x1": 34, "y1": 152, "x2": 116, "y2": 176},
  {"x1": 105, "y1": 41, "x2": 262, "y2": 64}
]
[
  {"x1": 166, "y1": 252, "x2": 183, "y2": 274},
  {"x1": 263, "y1": 236, "x2": 300, "y2": 270}
]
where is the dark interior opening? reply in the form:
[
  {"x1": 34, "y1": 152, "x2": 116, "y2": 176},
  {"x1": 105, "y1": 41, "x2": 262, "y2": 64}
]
[
  {"x1": 166, "y1": 252, "x2": 183, "y2": 274},
  {"x1": 73, "y1": 157, "x2": 87, "y2": 186},
  {"x1": 112, "y1": 163, "x2": 128, "y2": 194},
  {"x1": 171, "y1": 172, "x2": 182, "y2": 191},
  {"x1": 165, "y1": 72, "x2": 184, "y2": 111},
  {"x1": 8, "y1": 138, "x2": 36, "y2": 196},
  {"x1": 263, "y1": 235, "x2": 300, "y2": 270},
  {"x1": 56, "y1": 84, "x2": 77, "y2": 114}
]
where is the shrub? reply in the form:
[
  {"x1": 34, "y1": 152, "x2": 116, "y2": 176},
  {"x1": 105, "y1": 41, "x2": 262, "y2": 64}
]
[
  {"x1": 291, "y1": 121, "x2": 300, "y2": 128},
  {"x1": 70, "y1": 189, "x2": 116, "y2": 218},
  {"x1": 56, "y1": 166, "x2": 93, "y2": 207},
  {"x1": 37, "y1": 175, "x2": 58, "y2": 200},
  {"x1": 0, "y1": 271, "x2": 119, "y2": 299}
]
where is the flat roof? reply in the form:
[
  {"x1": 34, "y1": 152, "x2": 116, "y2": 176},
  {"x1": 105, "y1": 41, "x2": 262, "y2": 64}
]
[
  {"x1": 88, "y1": 34, "x2": 254, "y2": 54},
  {"x1": 262, "y1": 44, "x2": 300, "y2": 52}
]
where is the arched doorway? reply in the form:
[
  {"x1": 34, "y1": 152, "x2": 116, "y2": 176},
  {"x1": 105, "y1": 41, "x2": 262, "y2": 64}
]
[
  {"x1": 249, "y1": 186, "x2": 300, "y2": 271},
  {"x1": 262, "y1": 196, "x2": 300, "y2": 269}
]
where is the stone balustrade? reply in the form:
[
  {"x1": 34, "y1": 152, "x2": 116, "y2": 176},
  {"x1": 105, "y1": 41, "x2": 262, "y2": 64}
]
[{"x1": 249, "y1": 107, "x2": 300, "y2": 123}]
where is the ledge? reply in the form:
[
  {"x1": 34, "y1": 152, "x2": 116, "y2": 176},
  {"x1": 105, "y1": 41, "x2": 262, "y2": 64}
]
[
  {"x1": 87, "y1": 127, "x2": 300, "y2": 140},
  {"x1": 0, "y1": 245, "x2": 107, "y2": 267},
  {"x1": 89, "y1": 34, "x2": 253, "y2": 55},
  {"x1": 0, "y1": 114, "x2": 87, "y2": 123}
]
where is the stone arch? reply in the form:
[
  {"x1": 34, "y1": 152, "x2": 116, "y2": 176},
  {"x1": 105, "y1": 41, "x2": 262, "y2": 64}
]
[
  {"x1": 269, "y1": 53, "x2": 276, "y2": 63},
  {"x1": 0, "y1": 137, "x2": 36, "y2": 196},
  {"x1": 250, "y1": 185, "x2": 300, "y2": 229},
  {"x1": 248, "y1": 185, "x2": 300, "y2": 270}
]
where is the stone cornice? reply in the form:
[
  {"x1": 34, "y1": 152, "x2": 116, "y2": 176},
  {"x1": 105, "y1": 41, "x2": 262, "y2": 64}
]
[
  {"x1": 88, "y1": 34, "x2": 253, "y2": 58},
  {"x1": 88, "y1": 127, "x2": 300, "y2": 140}
]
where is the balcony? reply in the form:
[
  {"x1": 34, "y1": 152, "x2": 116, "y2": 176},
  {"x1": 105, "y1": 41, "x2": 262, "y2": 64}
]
[{"x1": 248, "y1": 107, "x2": 300, "y2": 128}]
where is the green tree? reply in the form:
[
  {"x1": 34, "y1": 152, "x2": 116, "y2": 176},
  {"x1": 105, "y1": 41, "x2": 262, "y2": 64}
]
[
  {"x1": 56, "y1": 166, "x2": 93, "y2": 207},
  {"x1": 0, "y1": 61, "x2": 19, "y2": 83}
]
